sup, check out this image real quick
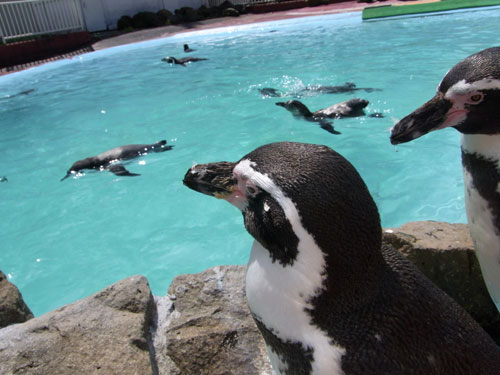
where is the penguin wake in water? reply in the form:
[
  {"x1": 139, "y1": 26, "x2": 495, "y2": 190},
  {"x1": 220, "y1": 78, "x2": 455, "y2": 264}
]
[
  {"x1": 61, "y1": 140, "x2": 173, "y2": 181},
  {"x1": 184, "y1": 142, "x2": 500, "y2": 375},
  {"x1": 390, "y1": 47, "x2": 500, "y2": 313}
]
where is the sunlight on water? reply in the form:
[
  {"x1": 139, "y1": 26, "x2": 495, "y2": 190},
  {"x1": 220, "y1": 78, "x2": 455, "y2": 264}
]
[{"x1": 1, "y1": 9, "x2": 499, "y2": 316}]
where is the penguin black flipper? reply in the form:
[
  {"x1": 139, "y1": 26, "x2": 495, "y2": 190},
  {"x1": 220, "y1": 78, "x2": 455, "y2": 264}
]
[
  {"x1": 108, "y1": 164, "x2": 140, "y2": 177},
  {"x1": 318, "y1": 120, "x2": 341, "y2": 135}
]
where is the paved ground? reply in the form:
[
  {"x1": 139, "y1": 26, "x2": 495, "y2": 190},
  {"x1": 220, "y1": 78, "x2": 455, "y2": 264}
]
[{"x1": 0, "y1": 0, "x2": 408, "y2": 75}]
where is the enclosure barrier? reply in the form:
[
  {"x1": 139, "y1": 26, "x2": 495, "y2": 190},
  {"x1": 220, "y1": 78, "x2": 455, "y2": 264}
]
[{"x1": 0, "y1": 0, "x2": 85, "y2": 44}]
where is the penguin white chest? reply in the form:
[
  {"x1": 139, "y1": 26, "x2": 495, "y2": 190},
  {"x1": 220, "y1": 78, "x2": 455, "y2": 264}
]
[
  {"x1": 461, "y1": 134, "x2": 500, "y2": 310},
  {"x1": 246, "y1": 240, "x2": 346, "y2": 375}
]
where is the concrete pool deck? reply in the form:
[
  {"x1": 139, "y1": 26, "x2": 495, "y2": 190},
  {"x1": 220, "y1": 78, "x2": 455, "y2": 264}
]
[{"x1": 0, "y1": 0, "x2": 444, "y2": 75}]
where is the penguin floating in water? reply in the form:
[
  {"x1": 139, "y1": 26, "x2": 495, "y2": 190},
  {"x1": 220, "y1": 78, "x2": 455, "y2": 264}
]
[
  {"x1": 275, "y1": 98, "x2": 382, "y2": 135},
  {"x1": 183, "y1": 44, "x2": 195, "y2": 53},
  {"x1": 162, "y1": 56, "x2": 207, "y2": 66},
  {"x1": 184, "y1": 141, "x2": 500, "y2": 375},
  {"x1": 258, "y1": 83, "x2": 381, "y2": 98},
  {"x1": 390, "y1": 46, "x2": 500, "y2": 313},
  {"x1": 61, "y1": 140, "x2": 173, "y2": 181}
]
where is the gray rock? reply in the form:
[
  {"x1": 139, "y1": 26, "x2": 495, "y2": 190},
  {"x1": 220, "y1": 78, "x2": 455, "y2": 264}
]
[
  {"x1": 383, "y1": 221, "x2": 500, "y2": 342},
  {"x1": 0, "y1": 270, "x2": 33, "y2": 329},
  {"x1": 0, "y1": 275, "x2": 156, "y2": 375},
  {"x1": 153, "y1": 265, "x2": 272, "y2": 375}
]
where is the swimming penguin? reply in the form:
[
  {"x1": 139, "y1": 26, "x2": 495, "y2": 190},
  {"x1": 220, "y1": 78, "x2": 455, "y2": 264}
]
[
  {"x1": 61, "y1": 140, "x2": 173, "y2": 181},
  {"x1": 259, "y1": 83, "x2": 381, "y2": 99},
  {"x1": 183, "y1": 141, "x2": 500, "y2": 375},
  {"x1": 275, "y1": 99, "x2": 340, "y2": 134},
  {"x1": 390, "y1": 46, "x2": 500, "y2": 313},
  {"x1": 0, "y1": 176, "x2": 7, "y2": 182},
  {"x1": 161, "y1": 56, "x2": 207, "y2": 66},
  {"x1": 183, "y1": 44, "x2": 195, "y2": 52},
  {"x1": 302, "y1": 82, "x2": 381, "y2": 95},
  {"x1": 276, "y1": 98, "x2": 372, "y2": 119},
  {"x1": 275, "y1": 98, "x2": 381, "y2": 134}
]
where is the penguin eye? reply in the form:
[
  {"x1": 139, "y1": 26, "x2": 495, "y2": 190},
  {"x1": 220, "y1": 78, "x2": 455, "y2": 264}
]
[
  {"x1": 246, "y1": 186, "x2": 259, "y2": 197},
  {"x1": 469, "y1": 93, "x2": 483, "y2": 103}
]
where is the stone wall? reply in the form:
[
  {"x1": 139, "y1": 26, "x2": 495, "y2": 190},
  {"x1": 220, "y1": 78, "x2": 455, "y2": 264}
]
[{"x1": 0, "y1": 221, "x2": 498, "y2": 374}]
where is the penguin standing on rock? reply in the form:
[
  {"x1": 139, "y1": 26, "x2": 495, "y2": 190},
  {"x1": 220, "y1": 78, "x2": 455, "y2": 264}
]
[
  {"x1": 184, "y1": 141, "x2": 500, "y2": 375},
  {"x1": 390, "y1": 47, "x2": 500, "y2": 313}
]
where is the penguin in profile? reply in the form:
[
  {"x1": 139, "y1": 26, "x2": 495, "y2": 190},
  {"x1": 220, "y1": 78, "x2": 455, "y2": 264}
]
[
  {"x1": 390, "y1": 46, "x2": 500, "y2": 313},
  {"x1": 276, "y1": 98, "x2": 370, "y2": 119},
  {"x1": 61, "y1": 140, "x2": 173, "y2": 181},
  {"x1": 183, "y1": 141, "x2": 500, "y2": 375},
  {"x1": 276, "y1": 98, "x2": 383, "y2": 135},
  {"x1": 161, "y1": 56, "x2": 207, "y2": 66}
]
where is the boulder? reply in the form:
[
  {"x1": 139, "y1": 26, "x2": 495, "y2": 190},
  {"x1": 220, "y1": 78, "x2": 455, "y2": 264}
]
[
  {"x1": 383, "y1": 221, "x2": 500, "y2": 342},
  {"x1": 154, "y1": 265, "x2": 272, "y2": 375},
  {"x1": 0, "y1": 275, "x2": 156, "y2": 375},
  {"x1": 0, "y1": 270, "x2": 33, "y2": 329}
]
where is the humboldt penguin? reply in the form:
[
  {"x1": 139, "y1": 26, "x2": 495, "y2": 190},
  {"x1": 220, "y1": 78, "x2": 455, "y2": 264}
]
[
  {"x1": 390, "y1": 46, "x2": 500, "y2": 313},
  {"x1": 183, "y1": 141, "x2": 500, "y2": 375},
  {"x1": 162, "y1": 56, "x2": 207, "y2": 66},
  {"x1": 61, "y1": 140, "x2": 173, "y2": 181}
]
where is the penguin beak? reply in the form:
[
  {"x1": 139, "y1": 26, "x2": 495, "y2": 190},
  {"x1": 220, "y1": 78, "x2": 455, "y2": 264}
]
[
  {"x1": 183, "y1": 162, "x2": 237, "y2": 199},
  {"x1": 390, "y1": 94, "x2": 453, "y2": 145},
  {"x1": 60, "y1": 172, "x2": 71, "y2": 181}
]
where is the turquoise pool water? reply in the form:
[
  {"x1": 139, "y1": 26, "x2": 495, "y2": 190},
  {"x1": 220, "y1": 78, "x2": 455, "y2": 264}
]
[{"x1": 1, "y1": 8, "x2": 499, "y2": 316}]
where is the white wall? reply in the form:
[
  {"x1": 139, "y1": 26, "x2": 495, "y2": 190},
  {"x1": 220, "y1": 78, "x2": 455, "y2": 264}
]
[{"x1": 82, "y1": 0, "x2": 205, "y2": 32}]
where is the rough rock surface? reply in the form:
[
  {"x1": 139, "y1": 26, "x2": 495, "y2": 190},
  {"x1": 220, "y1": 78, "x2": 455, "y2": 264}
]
[
  {"x1": 0, "y1": 275, "x2": 156, "y2": 375},
  {"x1": 154, "y1": 265, "x2": 272, "y2": 375},
  {"x1": 383, "y1": 221, "x2": 500, "y2": 342},
  {"x1": 1, "y1": 221, "x2": 499, "y2": 374},
  {"x1": 0, "y1": 270, "x2": 33, "y2": 329}
]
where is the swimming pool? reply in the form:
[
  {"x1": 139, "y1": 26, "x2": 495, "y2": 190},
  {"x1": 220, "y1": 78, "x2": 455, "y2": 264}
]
[{"x1": 1, "y1": 8, "x2": 499, "y2": 316}]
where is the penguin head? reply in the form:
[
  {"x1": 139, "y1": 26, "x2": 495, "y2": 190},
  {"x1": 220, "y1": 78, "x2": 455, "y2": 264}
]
[
  {"x1": 184, "y1": 142, "x2": 382, "y2": 267},
  {"x1": 162, "y1": 56, "x2": 176, "y2": 64},
  {"x1": 276, "y1": 100, "x2": 313, "y2": 117},
  {"x1": 342, "y1": 98, "x2": 369, "y2": 116},
  {"x1": 60, "y1": 157, "x2": 97, "y2": 181},
  {"x1": 391, "y1": 47, "x2": 500, "y2": 144}
]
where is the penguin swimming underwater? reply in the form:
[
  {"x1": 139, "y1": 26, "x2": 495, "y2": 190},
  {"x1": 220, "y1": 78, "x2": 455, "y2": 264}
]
[
  {"x1": 61, "y1": 140, "x2": 173, "y2": 181},
  {"x1": 183, "y1": 141, "x2": 500, "y2": 375},
  {"x1": 390, "y1": 46, "x2": 500, "y2": 313}
]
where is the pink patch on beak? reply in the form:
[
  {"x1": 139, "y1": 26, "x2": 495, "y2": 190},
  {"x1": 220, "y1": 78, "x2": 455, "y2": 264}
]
[
  {"x1": 226, "y1": 188, "x2": 247, "y2": 211},
  {"x1": 225, "y1": 171, "x2": 249, "y2": 211},
  {"x1": 441, "y1": 108, "x2": 467, "y2": 128}
]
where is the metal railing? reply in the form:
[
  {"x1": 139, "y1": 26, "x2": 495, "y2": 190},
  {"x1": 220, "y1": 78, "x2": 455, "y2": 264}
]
[
  {"x1": 202, "y1": 0, "x2": 276, "y2": 7},
  {"x1": 0, "y1": 0, "x2": 85, "y2": 44}
]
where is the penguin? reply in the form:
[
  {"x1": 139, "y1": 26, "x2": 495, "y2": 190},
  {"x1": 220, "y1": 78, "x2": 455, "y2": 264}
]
[
  {"x1": 161, "y1": 56, "x2": 207, "y2": 66},
  {"x1": 258, "y1": 83, "x2": 381, "y2": 99},
  {"x1": 275, "y1": 99, "x2": 340, "y2": 134},
  {"x1": 183, "y1": 141, "x2": 500, "y2": 375},
  {"x1": 390, "y1": 46, "x2": 500, "y2": 313},
  {"x1": 183, "y1": 44, "x2": 195, "y2": 52},
  {"x1": 276, "y1": 98, "x2": 370, "y2": 119},
  {"x1": 0, "y1": 176, "x2": 7, "y2": 182},
  {"x1": 61, "y1": 140, "x2": 173, "y2": 181}
]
